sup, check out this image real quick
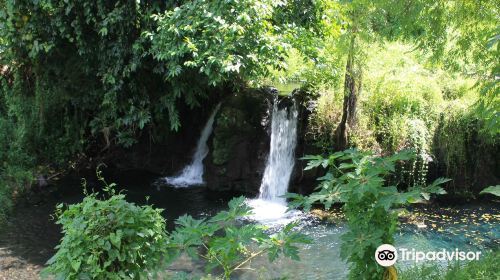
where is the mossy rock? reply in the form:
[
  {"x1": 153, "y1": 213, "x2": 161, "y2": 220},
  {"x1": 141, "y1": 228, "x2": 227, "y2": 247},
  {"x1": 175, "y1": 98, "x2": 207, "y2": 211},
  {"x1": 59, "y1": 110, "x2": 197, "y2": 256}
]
[
  {"x1": 211, "y1": 90, "x2": 269, "y2": 166},
  {"x1": 212, "y1": 107, "x2": 254, "y2": 165},
  {"x1": 205, "y1": 89, "x2": 272, "y2": 193}
]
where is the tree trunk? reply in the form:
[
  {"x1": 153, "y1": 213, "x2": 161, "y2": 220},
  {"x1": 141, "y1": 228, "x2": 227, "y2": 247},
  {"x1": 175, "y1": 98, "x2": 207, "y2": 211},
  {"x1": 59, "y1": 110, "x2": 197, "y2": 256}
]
[{"x1": 335, "y1": 34, "x2": 362, "y2": 150}]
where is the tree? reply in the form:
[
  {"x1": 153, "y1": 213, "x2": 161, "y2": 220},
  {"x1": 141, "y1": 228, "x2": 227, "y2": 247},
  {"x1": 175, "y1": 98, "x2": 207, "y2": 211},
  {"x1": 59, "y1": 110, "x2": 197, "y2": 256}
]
[
  {"x1": 319, "y1": 1, "x2": 403, "y2": 149},
  {"x1": 395, "y1": 0, "x2": 499, "y2": 137},
  {"x1": 148, "y1": 0, "x2": 289, "y2": 90},
  {"x1": 324, "y1": 0, "x2": 499, "y2": 148}
]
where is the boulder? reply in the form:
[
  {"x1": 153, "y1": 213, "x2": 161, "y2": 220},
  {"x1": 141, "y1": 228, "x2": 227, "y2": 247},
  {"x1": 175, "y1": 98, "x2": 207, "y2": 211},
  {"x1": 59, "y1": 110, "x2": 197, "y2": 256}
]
[{"x1": 205, "y1": 88, "x2": 273, "y2": 194}]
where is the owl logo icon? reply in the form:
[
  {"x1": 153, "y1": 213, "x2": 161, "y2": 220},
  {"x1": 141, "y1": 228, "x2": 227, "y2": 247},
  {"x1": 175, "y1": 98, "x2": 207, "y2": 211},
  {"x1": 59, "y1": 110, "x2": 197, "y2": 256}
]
[{"x1": 375, "y1": 244, "x2": 397, "y2": 266}]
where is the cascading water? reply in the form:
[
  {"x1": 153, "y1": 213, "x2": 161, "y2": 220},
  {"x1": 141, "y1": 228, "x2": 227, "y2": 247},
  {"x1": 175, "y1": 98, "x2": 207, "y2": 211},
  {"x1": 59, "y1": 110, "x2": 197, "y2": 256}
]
[
  {"x1": 165, "y1": 104, "x2": 221, "y2": 187},
  {"x1": 248, "y1": 97, "x2": 301, "y2": 224},
  {"x1": 259, "y1": 99, "x2": 298, "y2": 203}
]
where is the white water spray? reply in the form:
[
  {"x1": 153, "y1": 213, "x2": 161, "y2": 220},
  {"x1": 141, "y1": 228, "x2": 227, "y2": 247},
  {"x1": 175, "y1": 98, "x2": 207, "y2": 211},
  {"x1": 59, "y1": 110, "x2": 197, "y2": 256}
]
[
  {"x1": 165, "y1": 104, "x2": 221, "y2": 187},
  {"x1": 259, "y1": 99, "x2": 298, "y2": 203},
  {"x1": 248, "y1": 97, "x2": 301, "y2": 224}
]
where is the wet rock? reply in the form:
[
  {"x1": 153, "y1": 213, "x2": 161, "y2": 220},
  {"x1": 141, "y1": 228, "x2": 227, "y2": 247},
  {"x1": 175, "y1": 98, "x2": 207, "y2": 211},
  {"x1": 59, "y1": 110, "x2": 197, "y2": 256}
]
[
  {"x1": 205, "y1": 87, "x2": 320, "y2": 195},
  {"x1": 289, "y1": 89, "x2": 322, "y2": 195},
  {"x1": 205, "y1": 88, "x2": 273, "y2": 194}
]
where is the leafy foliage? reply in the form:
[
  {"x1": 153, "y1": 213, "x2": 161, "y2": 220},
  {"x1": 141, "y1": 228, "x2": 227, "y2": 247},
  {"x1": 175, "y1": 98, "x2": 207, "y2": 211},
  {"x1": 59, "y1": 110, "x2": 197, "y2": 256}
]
[
  {"x1": 480, "y1": 186, "x2": 500, "y2": 197},
  {"x1": 0, "y1": 0, "x2": 159, "y2": 150},
  {"x1": 396, "y1": 0, "x2": 500, "y2": 135},
  {"x1": 307, "y1": 41, "x2": 497, "y2": 195},
  {"x1": 149, "y1": 0, "x2": 288, "y2": 89},
  {"x1": 432, "y1": 101, "x2": 499, "y2": 194},
  {"x1": 0, "y1": 183, "x2": 13, "y2": 223},
  {"x1": 0, "y1": 76, "x2": 35, "y2": 224},
  {"x1": 167, "y1": 196, "x2": 310, "y2": 279},
  {"x1": 42, "y1": 173, "x2": 168, "y2": 280},
  {"x1": 0, "y1": 0, "x2": 321, "y2": 178},
  {"x1": 289, "y1": 149, "x2": 448, "y2": 280}
]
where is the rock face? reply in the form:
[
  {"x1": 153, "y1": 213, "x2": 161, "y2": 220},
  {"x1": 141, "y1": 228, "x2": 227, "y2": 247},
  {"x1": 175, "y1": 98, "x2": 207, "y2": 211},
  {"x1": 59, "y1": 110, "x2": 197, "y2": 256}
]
[
  {"x1": 288, "y1": 89, "x2": 322, "y2": 196},
  {"x1": 104, "y1": 91, "x2": 224, "y2": 176},
  {"x1": 205, "y1": 88, "x2": 319, "y2": 195},
  {"x1": 205, "y1": 88, "x2": 273, "y2": 194}
]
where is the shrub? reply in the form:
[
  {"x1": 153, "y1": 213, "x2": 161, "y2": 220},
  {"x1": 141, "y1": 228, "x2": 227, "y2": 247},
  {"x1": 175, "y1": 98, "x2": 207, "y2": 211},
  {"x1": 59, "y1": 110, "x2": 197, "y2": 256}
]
[
  {"x1": 363, "y1": 79, "x2": 439, "y2": 154},
  {"x1": 307, "y1": 43, "x2": 450, "y2": 154},
  {"x1": 0, "y1": 102, "x2": 34, "y2": 225},
  {"x1": 439, "y1": 74, "x2": 475, "y2": 100},
  {"x1": 43, "y1": 170, "x2": 309, "y2": 280},
  {"x1": 42, "y1": 175, "x2": 168, "y2": 280},
  {"x1": 433, "y1": 103, "x2": 478, "y2": 193},
  {"x1": 289, "y1": 149, "x2": 448, "y2": 280}
]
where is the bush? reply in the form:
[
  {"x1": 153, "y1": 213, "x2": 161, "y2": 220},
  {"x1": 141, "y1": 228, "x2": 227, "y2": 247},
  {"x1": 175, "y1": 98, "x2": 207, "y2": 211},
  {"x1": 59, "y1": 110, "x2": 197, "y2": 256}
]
[
  {"x1": 307, "y1": 43, "x2": 451, "y2": 154},
  {"x1": 42, "y1": 175, "x2": 168, "y2": 280},
  {"x1": 0, "y1": 97, "x2": 34, "y2": 225},
  {"x1": 363, "y1": 76, "x2": 440, "y2": 154},
  {"x1": 433, "y1": 104, "x2": 477, "y2": 191},
  {"x1": 439, "y1": 74, "x2": 475, "y2": 100},
  {"x1": 306, "y1": 89, "x2": 344, "y2": 151}
]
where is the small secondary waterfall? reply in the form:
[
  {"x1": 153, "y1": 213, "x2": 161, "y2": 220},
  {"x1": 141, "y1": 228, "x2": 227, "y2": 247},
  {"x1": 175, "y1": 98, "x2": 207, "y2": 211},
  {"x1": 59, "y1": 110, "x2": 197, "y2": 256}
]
[
  {"x1": 248, "y1": 97, "x2": 300, "y2": 224},
  {"x1": 165, "y1": 104, "x2": 221, "y2": 187},
  {"x1": 259, "y1": 99, "x2": 298, "y2": 203}
]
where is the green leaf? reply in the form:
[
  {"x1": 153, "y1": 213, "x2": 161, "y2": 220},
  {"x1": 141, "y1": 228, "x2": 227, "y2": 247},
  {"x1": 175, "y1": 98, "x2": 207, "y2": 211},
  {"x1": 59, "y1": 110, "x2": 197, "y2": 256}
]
[
  {"x1": 480, "y1": 185, "x2": 500, "y2": 197},
  {"x1": 110, "y1": 232, "x2": 121, "y2": 249},
  {"x1": 71, "y1": 259, "x2": 81, "y2": 271},
  {"x1": 421, "y1": 192, "x2": 430, "y2": 200},
  {"x1": 338, "y1": 163, "x2": 355, "y2": 170}
]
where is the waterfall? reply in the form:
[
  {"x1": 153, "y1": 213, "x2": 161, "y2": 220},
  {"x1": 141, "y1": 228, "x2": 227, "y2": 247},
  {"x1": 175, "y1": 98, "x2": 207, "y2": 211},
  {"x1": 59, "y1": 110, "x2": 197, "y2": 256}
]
[
  {"x1": 248, "y1": 97, "x2": 300, "y2": 224},
  {"x1": 259, "y1": 99, "x2": 298, "y2": 203},
  {"x1": 165, "y1": 103, "x2": 221, "y2": 187}
]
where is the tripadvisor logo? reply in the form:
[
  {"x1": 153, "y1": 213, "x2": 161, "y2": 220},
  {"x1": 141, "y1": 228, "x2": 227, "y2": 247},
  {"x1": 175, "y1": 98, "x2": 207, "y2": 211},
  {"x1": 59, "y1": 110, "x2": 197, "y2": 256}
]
[
  {"x1": 375, "y1": 244, "x2": 482, "y2": 266},
  {"x1": 375, "y1": 244, "x2": 397, "y2": 267}
]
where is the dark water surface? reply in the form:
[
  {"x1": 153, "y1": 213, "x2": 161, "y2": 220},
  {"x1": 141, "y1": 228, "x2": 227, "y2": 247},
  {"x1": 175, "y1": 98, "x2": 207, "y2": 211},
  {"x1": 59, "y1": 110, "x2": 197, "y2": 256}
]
[
  {"x1": 0, "y1": 170, "x2": 235, "y2": 267},
  {"x1": 0, "y1": 170, "x2": 498, "y2": 279}
]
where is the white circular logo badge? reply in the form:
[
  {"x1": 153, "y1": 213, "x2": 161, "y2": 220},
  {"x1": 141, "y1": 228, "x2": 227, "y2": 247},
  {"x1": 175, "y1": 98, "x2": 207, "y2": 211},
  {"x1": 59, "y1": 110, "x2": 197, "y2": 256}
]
[{"x1": 375, "y1": 244, "x2": 397, "y2": 267}]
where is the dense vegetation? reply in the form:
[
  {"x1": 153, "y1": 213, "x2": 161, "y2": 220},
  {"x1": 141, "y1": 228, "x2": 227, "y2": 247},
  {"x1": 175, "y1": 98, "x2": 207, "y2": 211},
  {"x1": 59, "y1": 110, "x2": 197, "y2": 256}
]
[
  {"x1": 306, "y1": 43, "x2": 498, "y2": 195},
  {"x1": 0, "y1": 0, "x2": 498, "y2": 279},
  {"x1": 1, "y1": 0, "x2": 498, "y2": 215},
  {"x1": 0, "y1": 0, "x2": 320, "y2": 222}
]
